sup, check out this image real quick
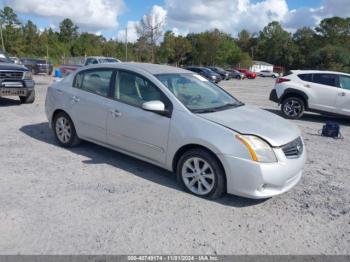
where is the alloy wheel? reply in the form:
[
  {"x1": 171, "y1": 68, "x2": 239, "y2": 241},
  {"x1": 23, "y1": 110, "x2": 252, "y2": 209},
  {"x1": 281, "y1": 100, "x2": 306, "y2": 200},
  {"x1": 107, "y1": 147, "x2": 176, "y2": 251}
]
[
  {"x1": 181, "y1": 157, "x2": 215, "y2": 195},
  {"x1": 55, "y1": 116, "x2": 72, "y2": 144},
  {"x1": 283, "y1": 99, "x2": 302, "y2": 118}
]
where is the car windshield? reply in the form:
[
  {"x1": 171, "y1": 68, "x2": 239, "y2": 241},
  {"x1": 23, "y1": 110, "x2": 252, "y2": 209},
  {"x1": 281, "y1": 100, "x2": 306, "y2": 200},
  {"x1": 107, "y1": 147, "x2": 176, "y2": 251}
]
[
  {"x1": 155, "y1": 73, "x2": 242, "y2": 113},
  {"x1": 0, "y1": 53, "x2": 12, "y2": 63},
  {"x1": 215, "y1": 67, "x2": 226, "y2": 73},
  {"x1": 99, "y1": 58, "x2": 119, "y2": 63},
  {"x1": 201, "y1": 68, "x2": 213, "y2": 74}
]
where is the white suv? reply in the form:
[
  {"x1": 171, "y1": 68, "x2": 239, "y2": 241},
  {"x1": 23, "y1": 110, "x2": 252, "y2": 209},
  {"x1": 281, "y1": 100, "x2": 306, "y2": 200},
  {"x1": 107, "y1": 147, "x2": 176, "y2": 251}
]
[
  {"x1": 269, "y1": 70, "x2": 350, "y2": 119},
  {"x1": 259, "y1": 70, "x2": 279, "y2": 78}
]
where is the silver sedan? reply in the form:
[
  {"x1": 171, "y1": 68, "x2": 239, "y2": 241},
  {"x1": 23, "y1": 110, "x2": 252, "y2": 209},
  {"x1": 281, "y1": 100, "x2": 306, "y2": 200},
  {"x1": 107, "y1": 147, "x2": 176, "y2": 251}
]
[{"x1": 45, "y1": 63, "x2": 306, "y2": 199}]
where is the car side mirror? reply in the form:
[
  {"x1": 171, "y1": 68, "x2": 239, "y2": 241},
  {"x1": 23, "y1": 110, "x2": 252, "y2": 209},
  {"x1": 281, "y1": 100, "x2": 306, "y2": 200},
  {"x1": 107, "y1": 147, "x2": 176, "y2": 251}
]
[{"x1": 142, "y1": 100, "x2": 165, "y2": 112}]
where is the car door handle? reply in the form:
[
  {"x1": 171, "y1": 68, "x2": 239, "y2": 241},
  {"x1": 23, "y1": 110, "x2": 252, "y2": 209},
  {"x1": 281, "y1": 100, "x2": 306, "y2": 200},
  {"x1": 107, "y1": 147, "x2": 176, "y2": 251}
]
[
  {"x1": 71, "y1": 95, "x2": 80, "y2": 103},
  {"x1": 339, "y1": 92, "x2": 346, "y2": 96},
  {"x1": 109, "y1": 109, "x2": 122, "y2": 117},
  {"x1": 304, "y1": 84, "x2": 311, "y2": 88}
]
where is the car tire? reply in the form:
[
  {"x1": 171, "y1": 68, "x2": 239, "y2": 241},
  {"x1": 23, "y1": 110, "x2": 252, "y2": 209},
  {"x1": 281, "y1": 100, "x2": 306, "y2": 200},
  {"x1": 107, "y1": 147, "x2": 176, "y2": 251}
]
[
  {"x1": 272, "y1": 75, "x2": 277, "y2": 78},
  {"x1": 236, "y1": 76, "x2": 241, "y2": 79},
  {"x1": 176, "y1": 148, "x2": 226, "y2": 199},
  {"x1": 53, "y1": 112, "x2": 81, "y2": 147},
  {"x1": 281, "y1": 97, "x2": 305, "y2": 119},
  {"x1": 19, "y1": 90, "x2": 35, "y2": 104}
]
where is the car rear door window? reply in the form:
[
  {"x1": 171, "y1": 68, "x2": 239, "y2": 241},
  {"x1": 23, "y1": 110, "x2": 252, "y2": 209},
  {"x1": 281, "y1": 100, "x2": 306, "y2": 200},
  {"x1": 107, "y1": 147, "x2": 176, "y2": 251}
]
[
  {"x1": 75, "y1": 69, "x2": 113, "y2": 97},
  {"x1": 298, "y1": 74, "x2": 312, "y2": 82},
  {"x1": 339, "y1": 75, "x2": 350, "y2": 90},
  {"x1": 312, "y1": 74, "x2": 338, "y2": 87}
]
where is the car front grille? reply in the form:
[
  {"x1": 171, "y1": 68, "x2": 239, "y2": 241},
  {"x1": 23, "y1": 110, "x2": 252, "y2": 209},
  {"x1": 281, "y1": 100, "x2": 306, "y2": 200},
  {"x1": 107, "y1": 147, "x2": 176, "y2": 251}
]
[
  {"x1": 0, "y1": 71, "x2": 24, "y2": 80},
  {"x1": 282, "y1": 137, "x2": 303, "y2": 158}
]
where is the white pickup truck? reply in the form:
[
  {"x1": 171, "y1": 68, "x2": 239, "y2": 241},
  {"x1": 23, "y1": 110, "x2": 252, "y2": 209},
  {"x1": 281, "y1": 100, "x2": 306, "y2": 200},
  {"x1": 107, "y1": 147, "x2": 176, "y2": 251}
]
[{"x1": 59, "y1": 56, "x2": 121, "y2": 76}]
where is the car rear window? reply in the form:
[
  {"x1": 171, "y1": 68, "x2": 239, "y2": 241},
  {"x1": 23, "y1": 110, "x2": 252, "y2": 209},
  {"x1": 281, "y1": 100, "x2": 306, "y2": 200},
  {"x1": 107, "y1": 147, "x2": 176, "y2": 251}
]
[{"x1": 298, "y1": 74, "x2": 312, "y2": 82}]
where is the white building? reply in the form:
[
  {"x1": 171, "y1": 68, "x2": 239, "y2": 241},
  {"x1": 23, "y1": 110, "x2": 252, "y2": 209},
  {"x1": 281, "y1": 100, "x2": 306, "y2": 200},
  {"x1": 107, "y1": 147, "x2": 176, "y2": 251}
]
[{"x1": 250, "y1": 60, "x2": 274, "y2": 73}]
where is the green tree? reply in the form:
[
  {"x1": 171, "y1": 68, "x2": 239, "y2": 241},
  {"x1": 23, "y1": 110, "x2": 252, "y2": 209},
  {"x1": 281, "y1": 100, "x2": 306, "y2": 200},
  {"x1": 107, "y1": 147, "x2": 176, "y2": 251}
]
[
  {"x1": 0, "y1": 6, "x2": 22, "y2": 54},
  {"x1": 292, "y1": 27, "x2": 317, "y2": 68},
  {"x1": 59, "y1": 18, "x2": 78, "y2": 57},
  {"x1": 256, "y1": 21, "x2": 298, "y2": 68},
  {"x1": 316, "y1": 17, "x2": 350, "y2": 45},
  {"x1": 22, "y1": 20, "x2": 40, "y2": 55},
  {"x1": 173, "y1": 35, "x2": 192, "y2": 66},
  {"x1": 159, "y1": 31, "x2": 176, "y2": 63},
  {"x1": 70, "y1": 33, "x2": 103, "y2": 56},
  {"x1": 59, "y1": 18, "x2": 78, "y2": 43},
  {"x1": 0, "y1": 6, "x2": 20, "y2": 26}
]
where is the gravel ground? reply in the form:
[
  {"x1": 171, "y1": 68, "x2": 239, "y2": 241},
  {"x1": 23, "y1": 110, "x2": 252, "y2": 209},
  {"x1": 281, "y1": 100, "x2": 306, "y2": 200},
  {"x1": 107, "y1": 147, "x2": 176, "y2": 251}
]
[{"x1": 0, "y1": 75, "x2": 349, "y2": 254}]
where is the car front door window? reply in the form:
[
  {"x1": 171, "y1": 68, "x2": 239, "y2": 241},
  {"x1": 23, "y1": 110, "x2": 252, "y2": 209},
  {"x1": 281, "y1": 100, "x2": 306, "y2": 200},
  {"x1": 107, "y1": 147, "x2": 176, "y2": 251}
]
[
  {"x1": 339, "y1": 75, "x2": 350, "y2": 90},
  {"x1": 336, "y1": 75, "x2": 350, "y2": 116},
  {"x1": 115, "y1": 71, "x2": 167, "y2": 108}
]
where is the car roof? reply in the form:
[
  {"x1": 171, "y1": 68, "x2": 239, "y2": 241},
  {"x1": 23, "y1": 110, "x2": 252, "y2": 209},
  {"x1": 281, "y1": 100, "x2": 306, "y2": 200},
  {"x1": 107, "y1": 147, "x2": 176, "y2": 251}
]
[
  {"x1": 87, "y1": 56, "x2": 119, "y2": 60},
  {"x1": 291, "y1": 70, "x2": 350, "y2": 76},
  {"x1": 83, "y1": 62, "x2": 190, "y2": 75}
]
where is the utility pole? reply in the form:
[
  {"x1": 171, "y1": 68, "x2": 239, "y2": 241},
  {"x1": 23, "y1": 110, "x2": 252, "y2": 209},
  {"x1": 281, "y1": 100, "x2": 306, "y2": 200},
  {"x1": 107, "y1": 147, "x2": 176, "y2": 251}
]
[
  {"x1": 251, "y1": 46, "x2": 255, "y2": 59},
  {"x1": 0, "y1": 22, "x2": 5, "y2": 52},
  {"x1": 46, "y1": 41, "x2": 49, "y2": 74},
  {"x1": 125, "y1": 27, "x2": 128, "y2": 61}
]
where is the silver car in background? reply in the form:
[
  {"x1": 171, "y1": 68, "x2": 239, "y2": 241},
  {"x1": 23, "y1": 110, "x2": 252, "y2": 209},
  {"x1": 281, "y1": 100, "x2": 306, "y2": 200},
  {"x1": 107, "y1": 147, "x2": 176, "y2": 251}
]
[
  {"x1": 45, "y1": 63, "x2": 306, "y2": 199},
  {"x1": 259, "y1": 70, "x2": 279, "y2": 78}
]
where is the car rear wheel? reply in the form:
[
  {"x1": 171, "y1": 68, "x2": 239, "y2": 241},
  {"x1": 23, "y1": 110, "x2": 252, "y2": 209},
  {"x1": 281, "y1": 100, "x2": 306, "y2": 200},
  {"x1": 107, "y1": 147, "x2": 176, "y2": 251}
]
[
  {"x1": 281, "y1": 97, "x2": 305, "y2": 119},
  {"x1": 53, "y1": 112, "x2": 81, "y2": 147},
  {"x1": 19, "y1": 90, "x2": 35, "y2": 104},
  {"x1": 177, "y1": 149, "x2": 225, "y2": 199}
]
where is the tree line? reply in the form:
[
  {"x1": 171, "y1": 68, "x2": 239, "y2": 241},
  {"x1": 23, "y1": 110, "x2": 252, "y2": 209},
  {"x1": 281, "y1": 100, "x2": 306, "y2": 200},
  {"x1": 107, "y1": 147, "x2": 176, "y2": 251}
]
[{"x1": 0, "y1": 6, "x2": 349, "y2": 72}]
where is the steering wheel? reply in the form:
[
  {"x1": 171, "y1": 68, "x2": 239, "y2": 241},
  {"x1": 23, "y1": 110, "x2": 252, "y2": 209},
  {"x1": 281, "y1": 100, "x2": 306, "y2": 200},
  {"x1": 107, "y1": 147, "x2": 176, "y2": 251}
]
[{"x1": 189, "y1": 94, "x2": 202, "y2": 104}]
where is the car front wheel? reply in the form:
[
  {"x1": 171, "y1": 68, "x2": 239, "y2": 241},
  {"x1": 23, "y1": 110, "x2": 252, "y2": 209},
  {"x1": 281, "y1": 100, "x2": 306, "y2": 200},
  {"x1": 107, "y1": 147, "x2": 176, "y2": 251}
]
[
  {"x1": 19, "y1": 90, "x2": 35, "y2": 104},
  {"x1": 53, "y1": 112, "x2": 81, "y2": 147},
  {"x1": 177, "y1": 149, "x2": 226, "y2": 199},
  {"x1": 281, "y1": 97, "x2": 305, "y2": 119}
]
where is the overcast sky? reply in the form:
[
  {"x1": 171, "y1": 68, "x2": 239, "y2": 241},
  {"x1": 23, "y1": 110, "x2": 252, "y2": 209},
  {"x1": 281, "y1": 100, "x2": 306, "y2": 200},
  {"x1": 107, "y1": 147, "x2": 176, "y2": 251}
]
[{"x1": 1, "y1": 0, "x2": 349, "y2": 42}]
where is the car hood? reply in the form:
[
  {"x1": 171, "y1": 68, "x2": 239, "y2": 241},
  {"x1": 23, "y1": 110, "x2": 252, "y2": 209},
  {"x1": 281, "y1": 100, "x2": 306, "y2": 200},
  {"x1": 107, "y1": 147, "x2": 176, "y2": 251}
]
[
  {"x1": 198, "y1": 105, "x2": 300, "y2": 147},
  {"x1": 0, "y1": 62, "x2": 28, "y2": 71}
]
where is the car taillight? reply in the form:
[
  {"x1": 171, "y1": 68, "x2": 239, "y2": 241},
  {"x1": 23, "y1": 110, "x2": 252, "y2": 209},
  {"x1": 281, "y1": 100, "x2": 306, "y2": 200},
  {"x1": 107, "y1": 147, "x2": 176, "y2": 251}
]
[{"x1": 276, "y1": 77, "x2": 290, "y2": 84}]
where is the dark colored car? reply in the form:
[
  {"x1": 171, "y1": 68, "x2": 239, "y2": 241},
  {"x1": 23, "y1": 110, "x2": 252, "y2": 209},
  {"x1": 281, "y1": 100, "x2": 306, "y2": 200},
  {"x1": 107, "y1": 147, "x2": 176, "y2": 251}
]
[
  {"x1": 236, "y1": 68, "x2": 257, "y2": 79},
  {"x1": 185, "y1": 66, "x2": 222, "y2": 83},
  {"x1": 227, "y1": 69, "x2": 245, "y2": 79},
  {"x1": 21, "y1": 58, "x2": 53, "y2": 75},
  {"x1": 0, "y1": 52, "x2": 35, "y2": 103},
  {"x1": 207, "y1": 66, "x2": 230, "y2": 80}
]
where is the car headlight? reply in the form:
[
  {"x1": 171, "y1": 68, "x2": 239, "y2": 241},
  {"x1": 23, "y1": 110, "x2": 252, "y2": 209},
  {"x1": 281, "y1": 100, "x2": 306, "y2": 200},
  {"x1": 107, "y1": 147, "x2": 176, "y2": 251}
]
[
  {"x1": 211, "y1": 75, "x2": 217, "y2": 79},
  {"x1": 24, "y1": 71, "x2": 32, "y2": 80},
  {"x1": 236, "y1": 135, "x2": 277, "y2": 163}
]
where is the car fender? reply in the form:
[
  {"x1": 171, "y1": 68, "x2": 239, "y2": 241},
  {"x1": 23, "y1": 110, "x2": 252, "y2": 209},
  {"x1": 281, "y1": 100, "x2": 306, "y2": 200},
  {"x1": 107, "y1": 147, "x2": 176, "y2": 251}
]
[
  {"x1": 280, "y1": 88, "x2": 309, "y2": 107},
  {"x1": 165, "y1": 109, "x2": 252, "y2": 172}
]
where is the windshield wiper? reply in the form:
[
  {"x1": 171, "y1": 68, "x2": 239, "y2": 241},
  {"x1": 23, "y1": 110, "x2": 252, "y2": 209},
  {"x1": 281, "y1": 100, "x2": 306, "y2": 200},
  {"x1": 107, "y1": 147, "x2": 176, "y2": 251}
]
[
  {"x1": 191, "y1": 108, "x2": 217, "y2": 113},
  {"x1": 212, "y1": 103, "x2": 240, "y2": 111},
  {"x1": 192, "y1": 102, "x2": 244, "y2": 114}
]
